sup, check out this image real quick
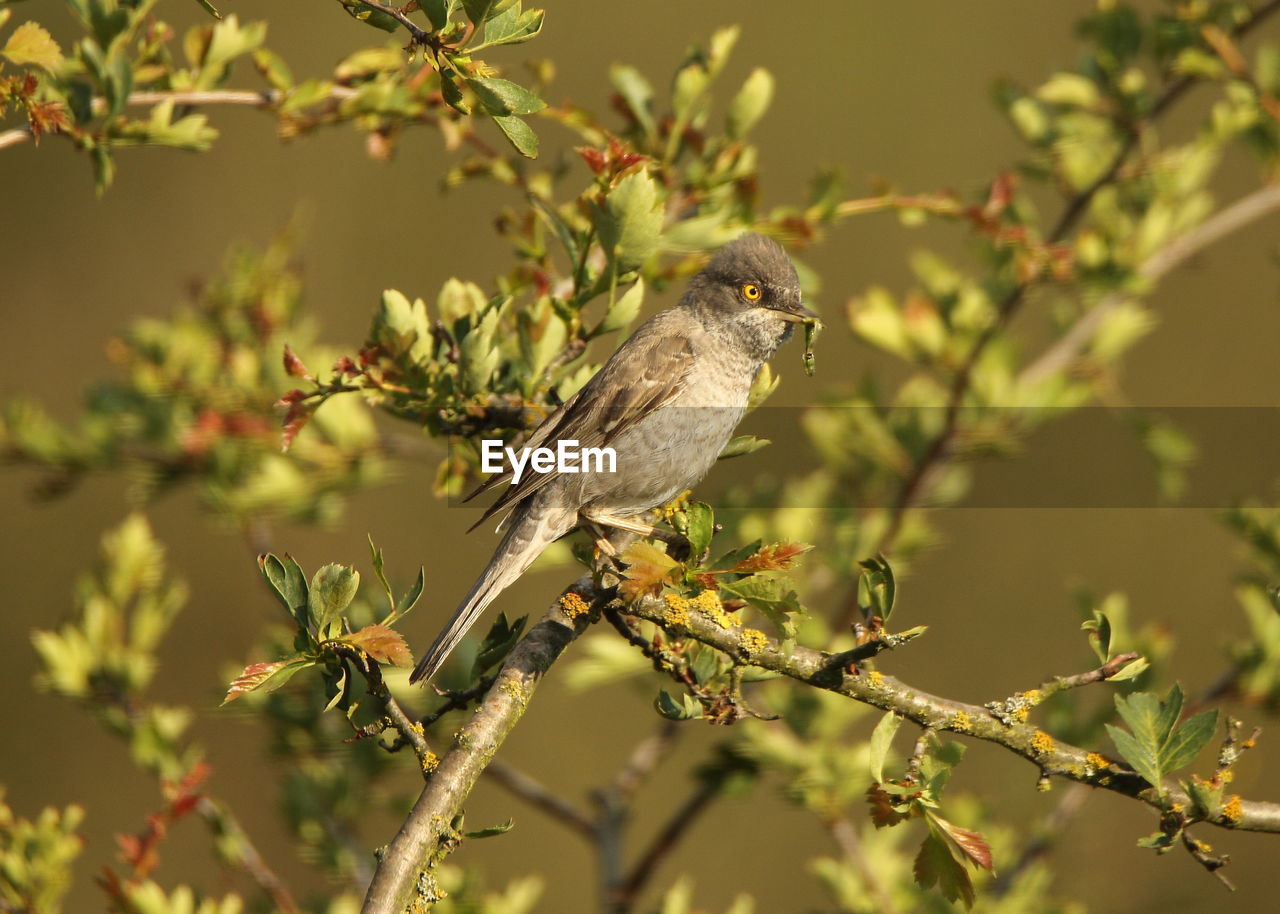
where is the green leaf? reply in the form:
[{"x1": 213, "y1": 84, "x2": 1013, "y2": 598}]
[
  {"x1": 654, "y1": 689, "x2": 700, "y2": 720},
  {"x1": 468, "y1": 76, "x2": 545, "y2": 116},
  {"x1": 1161, "y1": 709, "x2": 1219, "y2": 774},
  {"x1": 492, "y1": 114, "x2": 539, "y2": 157},
  {"x1": 1107, "y1": 656, "x2": 1150, "y2": 682},
  {"x1": 2, "y1": 21, "x2": 64, "y2": 70},
  {"x1": 369, "y1": 535, "x2": 392, "y2": 605},
  {"x1": 395, "y1": 568, "x2": 426, "y2": 618},
  {"x1": 596, "y1": 170, "x2": 663, "y2": 271},
  {"x1": 473, "y1": 2, "x2": 543, "y2": 49},
  {"x1": 462, "y1": 0, "x2": 515, "y2": 27},
  {"x1": 609, "y1": 64, "x2": 656, "y2": 138},
  {"x1": 709, "y1": 539, "x2": 763, "y2": 574},
  {"x1": 719, "y1": 575, "x2": 802, "y2": 638},
  {"x1": 726, "y1": 66, "x2": 774, "y2": 138},
  {"x1": 868, "y1": 711, "x2": 902, "y2": 783},
  {"x1": 717, "y1": 435, "x2": 771, "y2": 460},
  {"x1": 913, "y1": 831, "x2": 975, "y2": 908},
  {"x1": 464, "y1": 819, "x2": 515, "y2": 839},
  {"x1": 599, "y1": 278, "x2": 644, "y2": 335},
  {"x1": 857, "y1": 555, "x2": 896, "y2": 621},
  {"x1": 1082, "y1": 610, "x2": 1112, "y2": 663},
  {"x1": 683, "y1": 501, "x2": 715, "y2": 562},
  {"x1": 1105, "y1": 722, "x2": 1161, "y2": 789},
  {"x1": 439, "y1": 69, "x2": 470, "y2": 114},
  {"x1": 472, "y1": 612, "x2": 526, "y2": 675},
  {"x1": 258, "y1": 553, "x2": 310, "y2": 629},
  {"x1": 308, "y1": 564, "x2": 360, "y2": 634},
  {"x1": 420, "y1": 0, "x2": 457, "y2": 30}
]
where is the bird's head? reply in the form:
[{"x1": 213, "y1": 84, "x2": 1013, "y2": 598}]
[{"x1": 688, "y1": 233, "x2": 817, "y2": 359}]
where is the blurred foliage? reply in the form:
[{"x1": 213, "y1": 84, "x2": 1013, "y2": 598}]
[{"x1": 5, "y1": 0, "x2": 1280, "y2": 911}]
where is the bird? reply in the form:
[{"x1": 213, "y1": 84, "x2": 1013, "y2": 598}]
[{"x1": 410, "y1": 232, "x2": 816, "y2": 684}]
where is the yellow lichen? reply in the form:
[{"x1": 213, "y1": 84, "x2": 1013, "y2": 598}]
[
  {"x1": 1086, "y1": 752, "x2": 1111, "y2": 771},
  {"x1": 499, "y1": 679, "x2": 527, "y2": 703},
  {"x1": 1221, "y1": 770, "x2": 1235, "y2": 784},
  {"x1": 692, "y1": 589, "x2": 736, "y2": 628},
  {"x1": 1021, "y1": 689, "x2": 1042, "y2": 702},
  {"x1": 1222, "y1": 794, "x2": 1244, "y2": 823},
  {"x1": 559, "y1": 591, "x2": 591, "y2": 619},
  {"x1": 663, "y1": 592, "x2": 692, "y2": 628},
  {"x1": 739, "y1": 628, "x2": 768, "y2": 655},
  {"x1": 1031, "y1": 730, "x2": 1055, "y2": 755},
  {"x1": 867, "y1": 670, "x2": 885, "y2": 687},
  {"x1": 421, "y1": 750, "x2": 439, "y2": 774},
  {"x1": 1012, "y1": 706, "x2": 1032, "y2": 723},
  {"x1": 951, "y1": 711, "x2": 972, "y2": 732},
  {"x1": 657, "y1": 490, "x2": 693, "y2": 522}
]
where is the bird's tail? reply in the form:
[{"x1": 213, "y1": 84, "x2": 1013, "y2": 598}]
[{"x1": 410, "y1": 502, "x2": 573, "y2": 685}]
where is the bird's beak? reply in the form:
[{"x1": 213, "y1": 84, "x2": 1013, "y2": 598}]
[{"x1": 768, "y1": 298, "x2": 820, "y2": 323}]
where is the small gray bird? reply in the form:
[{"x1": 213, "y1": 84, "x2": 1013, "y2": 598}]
[{"x1": 410, "y1": 233, "x2": 815, "y2": 684}]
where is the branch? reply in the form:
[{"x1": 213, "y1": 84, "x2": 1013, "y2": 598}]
[
  {"x1": 354, "y1": 0, "x2": 432, "y2": 46},
  {"x1": 610, "y1": 776, "x2": 720, "y2": 913},
  {"x1": 614, "y1": 594, "x2": 1280, "y2": 835},
  {"x1": 872, "y1": 0, "x2": 1280, "y2": 554},
  {"x1": 1020, "y1": 183, "x2": 1280, "y2": 386},
  {"x1": 359, "y1": 576, "x2": 601, "y2": 914}
]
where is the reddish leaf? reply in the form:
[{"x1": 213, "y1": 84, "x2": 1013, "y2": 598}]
[
  {"x1": 333, "y1": 355, "x2": 359, "y2": 377},
  {"x1": 344, "y1": 623, "x2": 413, "y2": 667},
  {"x1": 730, "y1": 542, "x2": 812, "y2": 573},
  {"x1": 930, "y1": 811, "x2": 994, "y2": 871},
  {"x1": 619, "y1": 541, "x2": 680, "y2": 601},
  {"x1": 577, "y1": 146, "x2": 606, "y2": 174},
  {"x1": 282, "y1": 344, "x2": 313, "y2": 380},
  {"x1": 866, "y1": 784, "x2": 909, "y2": 828},
  {"x1": 279, "y1": 399, "x2": 314, "y2": 453},
  {"x1": 222, "y1": 657, "x2": 315, "y2": 704}
]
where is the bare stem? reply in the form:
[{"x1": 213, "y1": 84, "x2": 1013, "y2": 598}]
[{"x1": 485, "y1": 759, "x2": 596, "y2": 839}]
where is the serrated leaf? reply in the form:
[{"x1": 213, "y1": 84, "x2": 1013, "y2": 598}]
[
  {"x1": 223, "y1": 658, "x2": 316, "y2": 704},
  {"x1": 599, "y1": 278, "x2": 644, "y2": 335},
  {"x1": 1105, "y1": 722, "x2": 1162, "y2": 789},
  {"x1": 474, "y1": 2, "x2": 543, "y2": 49},
  {"x1": 1160, "y1": 709, "x2": 1218, "y2": 774},
  {"x1": 619, "y1": 541, "x2": 681, "y2": 601},
  {"x1": 2, "y1": 21, "x2": 64, "y2": 71},
  {"x1": 308, "y1": 564, "x2": 360, "y2": 633},
  {"x1": 440, "y1": 69, "x2": 470, "y2": 113},
  {"x1": 709, "y1": 539, "x2": 763, "y2": 575},
  {"x1": 344, "y1": 623, "x2": 413, "y2": 667},
  {"x1": 492, "y1": 113, "x2": 538, "y2": 157},
  {"x1": 913, "y1": 831, "x2": 975, "y2": 908},
  {"x1": 596, "y1": 170, "x2": 663, "y2": 271},
  {"x1": 928, "y1": 810, "x2": 993, "y2": 872},
  {"x1": 866, "y1": 784, "x2": 909, "y2": 828},
  {"x1": 868, "y1": 711, "x2": 902, "y2": 783},
  {"x1": 719, "y1": 574, "x2": 802, "y2": 638},
  {"x1": 684, "y1": 502, "x2": 715, "y2": 562},
  {"x1": 732, "y1": 542, "x2": 812, "y2": 574}
]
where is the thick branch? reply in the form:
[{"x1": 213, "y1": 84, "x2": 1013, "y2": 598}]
[
  {"x1": 360, "y1": 577, "x2": 599, "y2": 914},
  {"x1": 617, "y1": 595, "x2": 1280, "y2": 835}
]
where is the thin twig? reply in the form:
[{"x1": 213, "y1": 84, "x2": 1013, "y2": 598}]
[
  {"x1": 1020, "y1": 183, "x2": 1280, "y2": 386},
  {"x1": 826, "y1": 814, "x2": 902, "y2": 914},
  {"x1": 354, "y1": 0, "x2": 432, "y2": 45},
  {"x1": 611, "y1": 719, "x2": 682, "y2": 802},
  {"x1": 611, "y1": 778, "x2": 720, "y2": 913},
  {"x1": 871, "y1": 0, "x2": 1280, "y2": 556},
  {"x1": 991, "y1": 782, "x2": 1090, "y2": 896},
  {"x1": 485, "y1": 759, "x2": 596, "y2": 839}
]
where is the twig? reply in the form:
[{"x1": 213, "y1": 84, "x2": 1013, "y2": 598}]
[
  {"x1": 871, "y1": 0, "x2": 1280, "y2": 556},
  {"x1": 485, "y1": 759, "x2": 596, "y2": 839},
  {"x1": 360, "y1": 575, "x2": 602, "y2": 914},
  {"x1": 618, "y1": 589, "x2": 1280, "y2": 834},
  {"x1": 611, "y1": 719, "x2": 682, "y2": 801},
  {"x1": 196, "y1": 797, "x2": 302, "y2": 914},
  {"x1": 354, "y1": 0, "x2": 432, "y2": 46},
  {"x1": 0, "y1": 127, "x2": 30, "y2": 150},
  {"x1": 610, "y1": 778, "x2": 720, "y2": 913},
  {"x1": 1020, "y1": 183, "x2": 1280, "y2": 386},
  {"x1": 991, "y1": 782, "x2": 1091, "y2": 896},
  {"x1": 826, "y1": 813, "x2": 902, "y2": 914}
]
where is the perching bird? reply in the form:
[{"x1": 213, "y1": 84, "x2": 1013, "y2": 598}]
[{"x1": 410, "y1": 233, "x2": 816, "y2": 684}]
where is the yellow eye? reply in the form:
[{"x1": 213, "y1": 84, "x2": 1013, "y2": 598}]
[{"x1": 741, "y1": 282, "x2": 762, "y2": 301}]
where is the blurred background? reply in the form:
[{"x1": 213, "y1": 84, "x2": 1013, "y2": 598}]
[{"x1": 2, "y1": 1, "x2": 1279, "y2": 911}]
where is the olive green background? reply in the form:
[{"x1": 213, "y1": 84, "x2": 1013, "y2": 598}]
[{"x1": 3, "y1": 1, "x2": 1279, "y2": 911}]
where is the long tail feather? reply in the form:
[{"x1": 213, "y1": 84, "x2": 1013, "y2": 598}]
[{"x1": 410, "y1": 504, "x2": 572, "y2": 684}]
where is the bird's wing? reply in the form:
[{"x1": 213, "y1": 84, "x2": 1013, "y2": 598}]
[{"x1": 466, "y1": 324, "x2": 697, "y2": 531}]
